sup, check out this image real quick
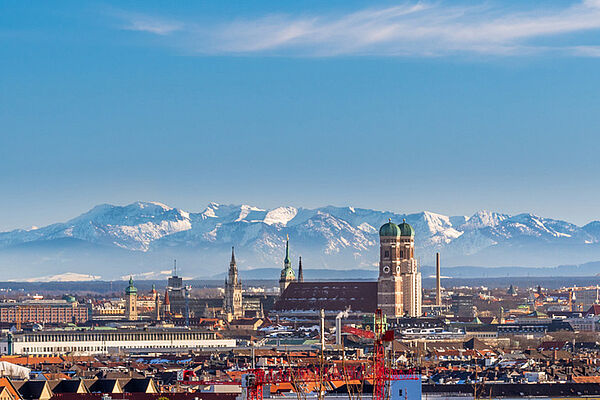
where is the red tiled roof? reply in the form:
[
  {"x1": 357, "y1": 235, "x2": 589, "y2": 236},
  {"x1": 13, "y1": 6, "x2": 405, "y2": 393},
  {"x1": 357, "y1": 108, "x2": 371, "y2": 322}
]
[
  {"x1": 538, "y1": 341, "x2": 567, "y2": 351},
  {"x1": 586, "y1": 304, "x2": 600, "y2": 316},
  {"x1": 273, "y1": 282, "x2": 377, "y2": 313}
]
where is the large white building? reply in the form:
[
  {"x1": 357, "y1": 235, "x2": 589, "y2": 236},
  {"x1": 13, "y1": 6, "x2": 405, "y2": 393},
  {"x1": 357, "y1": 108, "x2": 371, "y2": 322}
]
[{"x1": 1, "y1": 328, "x2": 235, "y2": 355}]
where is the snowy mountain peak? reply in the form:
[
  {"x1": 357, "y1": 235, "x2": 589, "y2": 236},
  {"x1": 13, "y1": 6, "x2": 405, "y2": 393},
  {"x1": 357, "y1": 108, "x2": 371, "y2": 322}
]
[
  {"x1": 1, "y1": 201, "x2": 600, "y2": 280},
  {"x1": 264, "y1": 207, "x2": 298, "y2": 226},
  {"x1": 460, "y1": 210, "x2": 509, "y2": 230}
]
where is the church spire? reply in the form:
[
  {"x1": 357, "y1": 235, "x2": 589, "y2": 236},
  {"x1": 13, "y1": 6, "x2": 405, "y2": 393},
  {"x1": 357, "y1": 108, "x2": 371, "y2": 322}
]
[
  {"x1": 298, "y1": 256, "x2": 304, "y2": 283},
  {"x1": 228, "y1": 246, "x2": 239, "y2": 285},
  {"x1": 279, "y1": 235, "x2": 296, "y2": 295},
  {"x1": 284, "y1": 234, "x2": 290, "y2": 265},
  {"x1": 224, "y1": 245, "x2": 243, "y2": 317}
]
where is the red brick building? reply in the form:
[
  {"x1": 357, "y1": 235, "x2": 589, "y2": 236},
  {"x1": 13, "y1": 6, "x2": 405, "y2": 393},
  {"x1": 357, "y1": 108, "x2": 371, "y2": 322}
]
[{"x1": 0, "y1": 300, "x2": 90, "y2": 324}]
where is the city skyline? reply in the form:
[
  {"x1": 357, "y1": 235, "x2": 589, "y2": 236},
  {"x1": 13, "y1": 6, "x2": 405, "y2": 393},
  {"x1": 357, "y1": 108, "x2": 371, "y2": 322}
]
[
  {"x1": 2, "y1": 1, "x2": 600, "y2": 231},
  {"x1": 3, "y1": 2, "x2": 600, "y2": 394}
]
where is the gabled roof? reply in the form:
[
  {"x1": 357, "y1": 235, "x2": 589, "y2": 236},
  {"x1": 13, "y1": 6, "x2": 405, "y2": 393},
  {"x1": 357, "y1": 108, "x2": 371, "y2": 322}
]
[
  {"x1": 273, "y1": 282, "x2": 377, "y2": 313},
  {"x1": 13, "y1": 380, "x2": 52, "y2": 400},
  {"x1": 0, "y1": 386, "x2": 16, "y2": 400},
  {"x1": 85, "y1": 379, "x2": 122, "y2": 394},
  {"x1": 587, "y1": 304, "x2": 600, "y2": 316},
  {"x1": 0, "y1": 378, "x2": 22, "y2": 400},
  {"x1": 119, "y1": 378, "x2": 158, "y2": 393},
  {"x1": 48, "y1": 379, "x2": 88, "y2": 394}
]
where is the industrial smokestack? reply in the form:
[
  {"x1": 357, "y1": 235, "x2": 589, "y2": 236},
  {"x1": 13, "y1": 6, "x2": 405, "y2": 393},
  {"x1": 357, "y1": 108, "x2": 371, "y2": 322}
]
[
  {"x1": 320, "y1": 309, "x2": 325, "y2": 355},
  {"x1": 335, "y1": 309, "x2": 349, "y2": 346},
  {"x1": 436, "y1": 252, "x2": 441, "y2": 306}
]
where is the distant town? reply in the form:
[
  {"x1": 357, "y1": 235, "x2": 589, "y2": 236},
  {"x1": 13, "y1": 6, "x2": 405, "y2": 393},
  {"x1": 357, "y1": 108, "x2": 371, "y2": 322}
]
[{"x1": 0, "y1": 220, "x2": 598, "y2": 400}]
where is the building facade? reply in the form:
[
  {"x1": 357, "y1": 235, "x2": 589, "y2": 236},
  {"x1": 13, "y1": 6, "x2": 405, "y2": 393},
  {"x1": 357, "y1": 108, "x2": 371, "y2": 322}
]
[
  {"x1": 451, "y1": 294, "x2": 476, "y2": 318},
  {"x1": 223, "y1": 247, "x2": 243, "y2": 318},
  {"x1": 0, "y1": 299, "x2": 90, "y2": 324},
  {"x1": 377, "y1": 219, "x2": 422, "y2": 317},
  {"x1": 1, "y1": 328, "x2": 236, "y2": 355}
]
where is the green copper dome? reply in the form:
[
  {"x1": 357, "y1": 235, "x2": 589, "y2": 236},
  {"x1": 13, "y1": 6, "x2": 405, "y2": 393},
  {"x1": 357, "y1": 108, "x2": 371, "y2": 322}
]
[
  {"x1": 379, "y1": 219, "x2": 414, "y2": 237},
  {"x1": 62, "y1": 295, "x2": 76, "y2": 303},
  {"x1": 125, "y1": 276, "x2": 137, "y2": 295},
  {"x1": 379, "y1": 219, "x2": 401, "y2": 237},
  {"x1": 398, "y1": 219, "x2": 415, "y2": 237}
]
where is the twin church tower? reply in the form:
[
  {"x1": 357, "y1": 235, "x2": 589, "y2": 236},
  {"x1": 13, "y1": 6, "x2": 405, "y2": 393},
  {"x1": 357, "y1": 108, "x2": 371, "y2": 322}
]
[{"x1": 377, "y1": 219, "x2": 422, "y2": 317}]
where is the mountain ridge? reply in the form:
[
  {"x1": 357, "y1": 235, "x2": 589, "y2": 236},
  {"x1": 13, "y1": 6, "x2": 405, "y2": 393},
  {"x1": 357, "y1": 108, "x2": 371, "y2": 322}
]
[{"x1": 1, "y1": 201, "x2": 600, "y2": 280}]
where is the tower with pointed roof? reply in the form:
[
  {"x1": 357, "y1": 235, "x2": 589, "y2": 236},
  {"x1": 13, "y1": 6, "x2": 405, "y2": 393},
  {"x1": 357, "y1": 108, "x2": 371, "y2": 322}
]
[
  {"x1": 162, "y1": 288, "x2": 171, "y2": 318},
  {"x1": 224, "y1": 247, "x2": 243, "y2": 318},
  {"x1": 279, "y1": 235, "x2": 296, "y2": 295},
  {"x1": 151, "y1": 284, "x2": 161, "y2": 321},
  {"x1": 125, "y1": 276, "x2": 138, "y2": 320},
  {"x1": 298, "y1": 256, "x2": 304, "y2": 283}
]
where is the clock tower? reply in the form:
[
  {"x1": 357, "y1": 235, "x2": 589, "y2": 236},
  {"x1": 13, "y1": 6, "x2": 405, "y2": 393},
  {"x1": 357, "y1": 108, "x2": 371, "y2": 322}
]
[{"x1": 377, "y1": 219, "x2": 421, "y2": 317}]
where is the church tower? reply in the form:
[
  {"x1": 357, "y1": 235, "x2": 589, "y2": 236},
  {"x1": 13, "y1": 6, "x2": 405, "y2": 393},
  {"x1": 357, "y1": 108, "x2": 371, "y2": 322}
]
[
  {"x1": 279, "y1": 235, "x2": 296, "y2": 294},
  {"x1": 224, "y1": 247, "x2": 243, "y2": 318},
  {"x1": 298, "y1": 256, "x2": 304, "y2": 283},
  {"x1": 162, "y1": 288, "x2": 171, "y2": 318},
  {"x1": 151, "y1": 284, "x2": 160, "y2": 321},
  {"x1": 154, "y1": 292, "x2": 161, "y2": 321},
  {"x1": 377, "y1": 219, "x2": 422, "y2": 318},
  {"x1": 125, "y1": 276, "x2": 138, "y2": 320}
]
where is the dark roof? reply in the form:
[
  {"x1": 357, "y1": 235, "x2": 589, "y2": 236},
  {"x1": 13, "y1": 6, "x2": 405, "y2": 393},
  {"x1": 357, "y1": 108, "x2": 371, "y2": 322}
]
[
  {"x1": 119, "y1": 378, "x2": 157, "y2": 393},
  {"x1": 464, "y1": 337, "x2": 489, "y2": 350},
  {"x1": 48, "y1": 379, "x2": 87, "y2": 394},
  {"x1": 465, "y1": 324, "x2": 498, "y2": 332},
  {"x1": 273, "y1": 282, "x2": 377, "y2": 313},
  {"x1": 538, "y1": 341, "x2": 567, "y2": 351},
  {"x1": 95, "y1": 371, "x2": 144, "y2": 380},
  {"x1": 85, "y1": 379, "x2": 120, "y2": 393},
  {"x1": 14, "y1": 381, "x2": 50, "y2": 400}
]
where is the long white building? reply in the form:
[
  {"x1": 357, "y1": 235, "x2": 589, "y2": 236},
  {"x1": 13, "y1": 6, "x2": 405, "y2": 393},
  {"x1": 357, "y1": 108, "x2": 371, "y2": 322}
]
[{"x1": 0, "y1": 328, "x2": 235, "y2": 355}]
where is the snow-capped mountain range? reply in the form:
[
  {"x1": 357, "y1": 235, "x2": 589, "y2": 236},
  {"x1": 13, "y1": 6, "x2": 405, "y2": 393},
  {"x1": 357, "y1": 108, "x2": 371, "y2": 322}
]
[{"x1": 1, "y1": 201, "x2": 600, "y2": 280}]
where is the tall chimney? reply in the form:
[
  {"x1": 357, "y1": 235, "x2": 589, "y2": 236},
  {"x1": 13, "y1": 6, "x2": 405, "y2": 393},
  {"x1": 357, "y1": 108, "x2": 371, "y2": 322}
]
[{"x1": 436, "y1": 252, "x2": 442, "y2": 306}]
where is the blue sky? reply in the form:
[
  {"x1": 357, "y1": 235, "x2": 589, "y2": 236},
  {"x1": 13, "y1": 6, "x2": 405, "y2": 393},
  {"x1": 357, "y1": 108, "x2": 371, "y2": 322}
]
[{"x1": 1, "y1": 1, "x2": 600, "y2": 230}]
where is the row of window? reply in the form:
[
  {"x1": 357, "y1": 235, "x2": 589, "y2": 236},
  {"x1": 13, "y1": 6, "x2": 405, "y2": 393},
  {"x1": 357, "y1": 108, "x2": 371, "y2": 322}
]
[
  {"x1": 18, "y1": 343, "x2": 216, "y2": 354},
  {"x1": 18, "y1": 332, "x2": 215, "y2": 342}
]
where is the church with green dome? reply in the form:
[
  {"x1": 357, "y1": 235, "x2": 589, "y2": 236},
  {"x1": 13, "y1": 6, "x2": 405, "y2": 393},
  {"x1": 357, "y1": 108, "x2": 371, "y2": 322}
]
[
  {"x1": 273, "y1": 219, "x2": 423, "y2": 319},
  {"x1": 125, "y1": 276, "x2": 138, "y2": 320},
  {"x1": 378, "y1": 218, "x2": 422, "y2": 317},
  {"x1": 279, "y1": 235, "x2": 297, "y2": 294}
]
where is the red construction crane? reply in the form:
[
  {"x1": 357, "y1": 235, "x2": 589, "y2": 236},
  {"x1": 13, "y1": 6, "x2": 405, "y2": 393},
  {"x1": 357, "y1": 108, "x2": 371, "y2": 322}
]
[
  {"x1": 240, "y1": 309, "x2": 412, "y2": 400},
  {"x1": 372, "y1": 308, "x2": 387, "y2": 400},
  {"x1": 180, "y1": 309, "x2": 418, "y2": 400}
]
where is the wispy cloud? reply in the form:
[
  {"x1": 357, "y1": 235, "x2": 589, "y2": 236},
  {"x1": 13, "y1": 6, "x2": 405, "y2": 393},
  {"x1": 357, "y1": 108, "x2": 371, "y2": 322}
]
[
  {"x1": 113, "y1": 1, "x2": 600, "y2": 57},
  {"x1": 117, "y1": 12, "x2": 183, "y2": 36}
]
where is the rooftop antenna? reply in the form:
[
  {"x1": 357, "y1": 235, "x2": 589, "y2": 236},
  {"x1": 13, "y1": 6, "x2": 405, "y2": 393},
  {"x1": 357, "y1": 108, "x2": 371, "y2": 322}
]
[{"x1": 173, "y1": 259, "x2": 177, "y2": 277}]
